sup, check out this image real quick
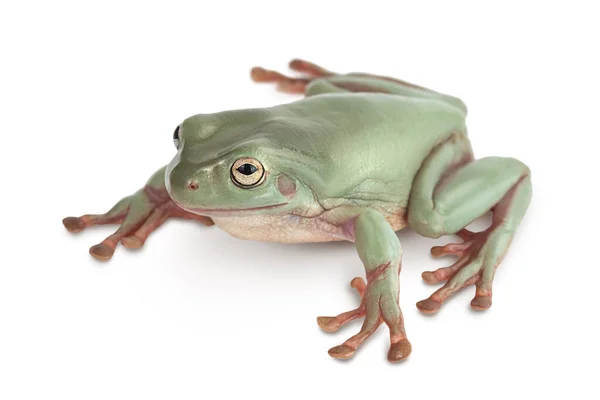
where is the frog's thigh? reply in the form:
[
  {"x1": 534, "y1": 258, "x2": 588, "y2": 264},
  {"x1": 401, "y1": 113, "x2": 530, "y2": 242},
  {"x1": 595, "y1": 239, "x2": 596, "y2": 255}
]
[{"x1": 408, "y1": 138, "x2": 531, "y2": 238}]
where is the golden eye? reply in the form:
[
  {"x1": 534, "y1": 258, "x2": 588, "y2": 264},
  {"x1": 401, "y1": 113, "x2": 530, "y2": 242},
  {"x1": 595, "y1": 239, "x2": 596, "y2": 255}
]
[{"x1": 230, "y1": 157, "x2": 265, "y2": 188}]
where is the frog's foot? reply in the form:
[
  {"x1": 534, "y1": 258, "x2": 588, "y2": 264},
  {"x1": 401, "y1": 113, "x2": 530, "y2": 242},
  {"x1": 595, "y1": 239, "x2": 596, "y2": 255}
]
[
  {"x1": 63, "y1": 187, "x2": 213, "y2": 261},
  {"x1": 250, "y1": 67, "x2": 310, "y2": 94},
  {"x1": 318, "y1": 274, "x2": 411, "y2": 362},
  {"x1": 250, "y1": 59, "x2": 334, "y2": 94},
  {"x1": 417, "y1": 228, "x2": 511, "y2": 314}
]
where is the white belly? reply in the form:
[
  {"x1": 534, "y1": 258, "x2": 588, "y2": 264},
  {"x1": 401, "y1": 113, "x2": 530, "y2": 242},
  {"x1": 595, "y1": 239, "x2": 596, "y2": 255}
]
[{"x1": 211, "y1": 214, "x2": 350, "y2": 243}]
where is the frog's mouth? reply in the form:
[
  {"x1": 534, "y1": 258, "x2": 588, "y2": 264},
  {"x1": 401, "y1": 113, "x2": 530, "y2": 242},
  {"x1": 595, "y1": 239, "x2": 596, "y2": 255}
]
[{"x1": 176, "y1": 201, "x2": 289, "y2": 215}]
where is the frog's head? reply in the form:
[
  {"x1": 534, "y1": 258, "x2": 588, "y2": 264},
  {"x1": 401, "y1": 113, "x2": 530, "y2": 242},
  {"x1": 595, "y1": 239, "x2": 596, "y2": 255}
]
[{"x1": 165, "y1": 113, "x2": 318, "y2": 217}]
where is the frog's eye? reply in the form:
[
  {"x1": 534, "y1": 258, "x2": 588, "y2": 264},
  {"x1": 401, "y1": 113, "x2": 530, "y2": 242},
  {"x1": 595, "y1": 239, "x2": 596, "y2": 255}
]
[
  {"x1": 230, "y1": 157, "x2": 265, "y2": 188},
  {"x1": 173, "y1": 125, "x2": 181, "y2": 149}
]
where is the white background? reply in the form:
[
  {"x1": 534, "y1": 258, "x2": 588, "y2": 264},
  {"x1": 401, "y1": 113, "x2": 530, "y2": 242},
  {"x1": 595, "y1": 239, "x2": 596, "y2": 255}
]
[{"x1": 1, "y1": 1, "x2": 599, "y2": 399}]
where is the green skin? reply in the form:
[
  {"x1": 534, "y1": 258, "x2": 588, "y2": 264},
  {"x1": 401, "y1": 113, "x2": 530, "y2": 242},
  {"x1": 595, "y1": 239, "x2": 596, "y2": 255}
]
[{"x1": 63, "y1": 60, "x2": 532, "y2": 363}]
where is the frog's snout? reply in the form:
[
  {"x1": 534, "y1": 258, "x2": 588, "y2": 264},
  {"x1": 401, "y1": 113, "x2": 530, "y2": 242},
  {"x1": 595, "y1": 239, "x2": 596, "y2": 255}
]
[{"x1": 165, "y1": 157, "x2": 212, "y2": 210}]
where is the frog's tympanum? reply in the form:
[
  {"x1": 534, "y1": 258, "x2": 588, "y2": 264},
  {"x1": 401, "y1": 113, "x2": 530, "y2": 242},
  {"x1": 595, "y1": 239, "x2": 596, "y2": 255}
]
[{"x1": 63, "y1": 60, "x2": 532, "y2": 362}]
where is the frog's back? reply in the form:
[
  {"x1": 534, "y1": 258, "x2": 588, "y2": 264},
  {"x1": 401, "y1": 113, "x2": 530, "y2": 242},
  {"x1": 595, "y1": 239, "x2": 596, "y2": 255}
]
[{"x1": 268, "y1": 93, "x2": 468, "y2": 209}]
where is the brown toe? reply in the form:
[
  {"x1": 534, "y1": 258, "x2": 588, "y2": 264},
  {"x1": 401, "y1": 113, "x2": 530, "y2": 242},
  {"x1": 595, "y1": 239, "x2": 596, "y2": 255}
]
[
  {"x1": 288, "y1": 59, "x2": 332, "y2": 77},
  {"x1": 388, "y1": 339, "x2": 412, "y2": 362},
  {"x1": 89, "y1": 244, "x2": 115, "y2": 261},
  {"x1": 416, "y1": 298, "x2": 442, "y2": 314},
  {"x1": 317, "y1": 317, "x2": 340, "y2": 333},
  {"x1": 63, "y1": 217, "x2": 85, "y2": 233},
  {"x1": 350, "y1": 277, "x2": 367, "y2": 296},
  {"x1": 421, "y1": 271, "x2": 439, "y2": 285},
  {"x1": 328, "y1": 344, "x2": 356, "y2": 360},
  {"x1": 430, "y1": 246, "x2": 445, "y2": 257},
  {"x1": 121, "y1": 236, "x2": 143, "y2": 249},
  {"x1": 471, "y1": 295, "x2": 492, "y2": 311},
  {"x1": 250, "y1": 67, "x2": 276, "y2": 82}
]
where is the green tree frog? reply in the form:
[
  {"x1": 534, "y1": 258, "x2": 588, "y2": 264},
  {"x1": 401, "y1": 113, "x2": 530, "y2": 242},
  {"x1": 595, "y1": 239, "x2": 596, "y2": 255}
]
[{"x1": 63, "y1": 59, "x2": 532, "y2": 362}]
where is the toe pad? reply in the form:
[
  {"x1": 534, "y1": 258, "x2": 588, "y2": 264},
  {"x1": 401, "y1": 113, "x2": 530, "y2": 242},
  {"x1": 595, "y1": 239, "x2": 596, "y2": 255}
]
[
  {"x1": 388, "y1": 339, "x2": 412, "y2": 362},
  {"x1": 121, "y1": 236, "x2": 143, "y2": 249},
  {"x1": 317, "y1": 317, "x2": 340, "y2": 333},
  {"x1": 63, "y1": 217, "x2": 85, "y2": 233},
  {"x1": 416, "y1": 299, "x2": 442, "y2": 314},
  {"x1": 471, "y1": 296, "x2": 492, "y2": 310},
  {"x1": 328, "y1": 344, "x2": 355, "y2": 360},
  {"x1": 89, "y1": 244, "x2": 115, "y2": 261}
]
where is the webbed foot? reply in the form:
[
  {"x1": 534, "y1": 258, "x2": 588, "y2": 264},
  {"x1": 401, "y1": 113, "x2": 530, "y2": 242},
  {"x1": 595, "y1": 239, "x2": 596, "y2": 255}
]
[
  {"x1": 417, "y1": 228, "x2": 510, "y2": 313},
  {"x1": 318, "y1": 275, "x2": 411, "y2": 363},
  {"x1": 63, "y1": 184, "x2": 213, "y2": 261},
  {"x1": 250, "y1": 59, "x2": 334, "y2": 93}
]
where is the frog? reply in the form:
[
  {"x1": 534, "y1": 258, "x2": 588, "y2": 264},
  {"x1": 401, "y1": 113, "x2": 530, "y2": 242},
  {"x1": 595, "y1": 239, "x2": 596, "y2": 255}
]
[{"x1": 63, "y1": 59, "x2": 532, "y2": 362}]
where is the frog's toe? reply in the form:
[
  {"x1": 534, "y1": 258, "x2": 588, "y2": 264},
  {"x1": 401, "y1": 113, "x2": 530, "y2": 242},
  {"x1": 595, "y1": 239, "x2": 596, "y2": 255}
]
[
  {"x1": 250, "y1": 67, "x2": 273, "y2": 82},
  {"x1": 470, "y1": 294, "x2": 492, "y2": 311},
  {"x1": 416, "y1": 298, "x2": 442, "y2": 314},
  {"x1": 317, "y1": 317, "x2": 340, "y2": 333},
  {"x1": 349, "y1": 277, "x2": 367, "y2": 297},
  {"x1": 63, "y1": 217, "x2": 85, "y2": 233},
  {"x1": 328, "y1": 344, "x2": 356, "y2": 360},
  {"x1": 121, "y1": 236, "x2": 144, "y2": 249},
  {"x1": 430, "y1": 242, "x2": 470, "y2": 258},
  {"x1": 317, "y1": 277, "x2": 367, "y2": 333},
  {"x1": 317, "y1": 305, "x2": 365, "y2": 333},
  {"x1": 421, "y1": 258, "x2": 468, "y2": 285},
  {"x1": 89, "y1": 243, "x2": 115, "y2": 261},
  {"x1": 250, "y1": 67, "x2": 305, "y2": 85},
  {"x1": 387, "y1": 339, "x2": 412, "y2": 362},
  {"x1": 250, "y1": 65, "x2": 310, "y2": 94},
  {"x1": 288, "y1": 59, "x2": 334, "y2": 77}
]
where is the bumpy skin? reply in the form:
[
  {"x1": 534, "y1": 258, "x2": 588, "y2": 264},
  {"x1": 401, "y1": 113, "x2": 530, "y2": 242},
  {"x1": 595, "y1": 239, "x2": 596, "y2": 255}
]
[{"x1": 63, "y1": 59, "x2": 532, "y2": 362}]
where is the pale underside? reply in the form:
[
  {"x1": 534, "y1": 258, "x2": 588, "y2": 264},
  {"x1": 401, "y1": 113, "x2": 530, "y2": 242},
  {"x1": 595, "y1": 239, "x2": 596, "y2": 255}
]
[{"x1": 210, "y1": 206, "x2": 408, "y2": 243}]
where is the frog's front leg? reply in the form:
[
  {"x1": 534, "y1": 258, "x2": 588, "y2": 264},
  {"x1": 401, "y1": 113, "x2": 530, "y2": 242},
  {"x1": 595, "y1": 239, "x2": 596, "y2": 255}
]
[
  {"x1": 317, "y1": 209, "x2": 411, "y2": 362},
  {"x1": 408, "y1": 134, "x2": 532, "y2": 313},
  {"x1": 63, "y1": 166, "x2": 214, "y2": 260}
]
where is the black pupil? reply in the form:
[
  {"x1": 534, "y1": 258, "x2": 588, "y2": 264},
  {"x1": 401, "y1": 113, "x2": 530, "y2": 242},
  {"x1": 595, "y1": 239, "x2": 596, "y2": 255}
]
[
  {"x1": 237, "y1": 164, "x2": 257, "y2": 175},
  {"x1": 173, "y1": 125, "x2": 180, "y2": 140}
]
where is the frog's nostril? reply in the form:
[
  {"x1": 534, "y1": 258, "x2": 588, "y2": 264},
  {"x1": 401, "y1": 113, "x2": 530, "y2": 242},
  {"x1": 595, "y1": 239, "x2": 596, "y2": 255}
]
[{"x1": 188, "y1": 181, "x2": 199, "y2": 191}]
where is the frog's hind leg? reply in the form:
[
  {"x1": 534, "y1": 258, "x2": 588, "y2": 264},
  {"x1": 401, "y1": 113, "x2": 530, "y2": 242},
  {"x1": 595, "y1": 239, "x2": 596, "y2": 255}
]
[
  {"x1": 251, "y1": 59, "x2": 467, "y2": 113},
  {"x1": 408, "y1": 133, "x2": 532, "y2": 313},
  {"x1": 250, "y1": 59, "x2": 334, "y2": 94}
]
